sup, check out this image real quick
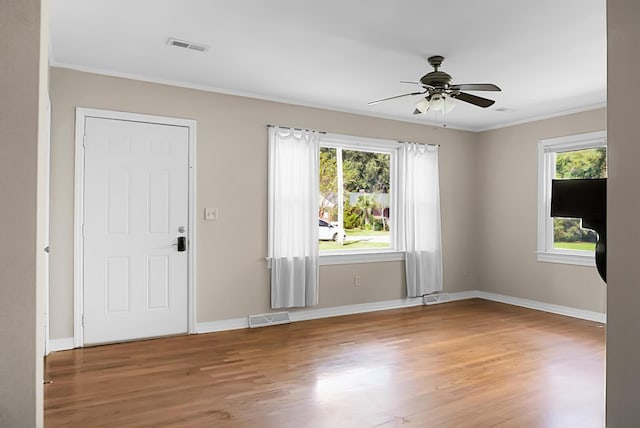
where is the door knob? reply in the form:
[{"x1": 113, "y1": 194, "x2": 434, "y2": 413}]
[{"x1": 176, "y1": 236, "x2": 186, "y2": 252}]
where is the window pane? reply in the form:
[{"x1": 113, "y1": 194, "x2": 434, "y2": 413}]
[
  {"x1": 552, "y1": 147, "x2": 606, "y2": 251},
  {"x1": 555, "y1": 147, "x2": 607, "y2": 179},
  {"x1": 319, "y1": 147, "x2": 338, "y2": 223},
  {"x1": 319, "y1": 147, "x2": 391, "y2": 251}
]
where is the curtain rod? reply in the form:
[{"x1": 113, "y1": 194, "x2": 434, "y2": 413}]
[
  {"x1": 267, "y1": 124, "x2": 439, "y2": 147},
  {"x1": 267, "y1": 124, "x2": 327, "y2": 134},
  {"x1": 399, "y1": 141, "x2": 440, "y2": 147}
]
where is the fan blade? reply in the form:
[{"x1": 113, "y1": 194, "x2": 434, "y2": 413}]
[
  {"x1": 450, "y1": 83, "x2": 501, "y2": 92},
  {"x1": 368, "y1": 90, "x2": 427, "y2": 106},
  {"x1": 452, "y1": 92, "x2": 495, "y2": 108},
  {"x1": 401, "y1": 81, "x2": 434, "y2": 90}
]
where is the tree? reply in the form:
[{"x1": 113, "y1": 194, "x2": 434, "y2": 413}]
[
  {"x1": 343, "y1": 197, "x2": 361, "y2": 229},
  {"x1": 343, "y1": 150, "x2": 390, "y2": 193},
  {"x1": 556, "y1": 147, "x2": 606, "y2": 179},
  {"x1": 319, "y1": 148, "x2": 337, "y2": 220},
  {"x1": 355, "y1": 194, "x2": 377, "y2": 229}
]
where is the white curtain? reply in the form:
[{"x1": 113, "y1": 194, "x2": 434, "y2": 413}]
[
  {"x1": 268, "y1": 126, "x2": 320, "y2": 308},
  {"x1": 397, "y1": 143, "x2": 443, "y2": 297}
]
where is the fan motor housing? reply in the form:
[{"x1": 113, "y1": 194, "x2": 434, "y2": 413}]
[{"x1": 420, "y1": 71, "x2": 452, "y2": 87}]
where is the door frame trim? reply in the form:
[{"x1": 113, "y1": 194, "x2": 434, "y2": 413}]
[{"x1": 74, "y1": 107, "x2": 197, "y2": 348}]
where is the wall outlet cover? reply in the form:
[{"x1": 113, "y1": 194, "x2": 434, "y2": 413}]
[{"x1": 205, "y1": 207, "x2": 218, "y2": 221}]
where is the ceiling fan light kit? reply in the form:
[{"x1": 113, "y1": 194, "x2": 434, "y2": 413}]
[
  {"x1": 442, "y1": 96, "x2": 455, "y2": 114},
  {"x1": 369, "y1": 55, "x2": 501, "y2": 116},
  {"x1": 414, "y1": 93, "x2": 456, "y2": 115},
  {"x1": 415, "y1": 98, "x2": 430, "y2": 114}
]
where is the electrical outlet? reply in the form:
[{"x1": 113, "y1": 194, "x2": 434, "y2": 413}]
[
  {"x1": 354, "y1": 275, "x2": 361, "y2": 287},
  {"x1": 205, "y1": 207, "x2": 219, "y2": 221}
]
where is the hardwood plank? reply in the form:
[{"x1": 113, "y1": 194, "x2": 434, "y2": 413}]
[{"x1": 44, "y1": 299, "x2": 604, "y2": 427}]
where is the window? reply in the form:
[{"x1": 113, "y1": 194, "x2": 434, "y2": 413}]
[
  {"x1": 537, "y1": 130, "x2": 607, "y2": 265},
  {"x1": 268, "y1": 127, "x2": 441, "y2": 271},
  {"x1": 318, "y1": 134, "x2": 400, "y2": 264}
]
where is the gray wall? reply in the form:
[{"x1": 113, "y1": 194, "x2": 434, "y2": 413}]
[
  {"x1": 49, "y1": 68, "x2": 614, "y2": 348},
  {"x1": 0, "y1": 0, "x2": 47, "y2": 426},
  {"x1": 606, "y1": 0, "x2": 640, "y2": 425},
  {"x1": 476, "y1": 109, "x2": 607, "y2": 313},
  {"x1": 49, "y1": 67, "x2": 480, "y2": 339}
]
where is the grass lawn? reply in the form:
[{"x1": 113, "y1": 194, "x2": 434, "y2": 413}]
[
  {"x1": 343, "y1": 229, "x2": 390, "y2": 237},
  {"x1": 319, "y1": 240, "x2": 390, "y2": 251},
  {"x1": 319, "y1": 229, "x2": 391, "y2": 251},
  {"x1": 554, "y1": 241, "x2": 596, "y2": 251}
]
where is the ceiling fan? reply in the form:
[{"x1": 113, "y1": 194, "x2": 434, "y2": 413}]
[{"x1": 368, "y1": 55, "x2": 501, "y2": 115}]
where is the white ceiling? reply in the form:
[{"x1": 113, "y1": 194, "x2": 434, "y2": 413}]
[{"x1": 49, "y1": 0, "x2": 607, "y2": 132}]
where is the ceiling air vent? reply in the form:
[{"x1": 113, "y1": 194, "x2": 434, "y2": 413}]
[{"x1": 167, "y1": 38, "x2": 209, "y2": 52}]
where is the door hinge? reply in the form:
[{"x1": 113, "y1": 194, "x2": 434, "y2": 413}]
[
  {"x1": 82, "y1": 224, "x2": 86, "y2": 238},
  {"x1": 83, "y1": 134, "x2": 87, "y2": 148},
  {"x1": 81, "y1": 314, "x2": 85, "y2": 327}
]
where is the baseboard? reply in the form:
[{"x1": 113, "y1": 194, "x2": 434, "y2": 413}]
[
  {"x1": 474, "y1": 290, "x2": 606, "y2": 323},
  {"x1": 292, "y1": 290, "x2": 480, "y2": 323},
  {"x1": 196, "y1": 317, "x2": 249, "y2": 334},
  {"x1": 289, "y1": 296, "x2": 421, "y2": 322},
  {"x1": 193, "y1": 291, "x2": 472, "y2": 334},
  {"x1": 195, "y1": 298, "x2": 424, "y2": 333},
  {"x1": 48, "y1": 290, "x2": 606, "y2": 353},
  {"x1": 192, "y1": 290, "x2": 606, "y2": 335},
  {"x1": 48, "y1": 337, "x2": 75, "y2": 353},
  {"x1": 439, "y1": 290, "x2": 478, "y2": 302}
]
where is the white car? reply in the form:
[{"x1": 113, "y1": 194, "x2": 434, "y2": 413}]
[{"x1": 319, "y1": 219, "x2": 346, "y2": 241}]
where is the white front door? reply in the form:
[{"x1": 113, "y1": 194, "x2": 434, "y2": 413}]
[{"x1": 83, "y1": 116, "x2": 189, "y2": 345}]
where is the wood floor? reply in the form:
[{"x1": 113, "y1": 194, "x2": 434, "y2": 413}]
[{"x1": 44, "y1": 299, "x2": 605, "y2": 427}]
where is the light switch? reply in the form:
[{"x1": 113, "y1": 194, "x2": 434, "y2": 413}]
[{"x1": 205, "y1": 207, "x2": 219, "y2": 221}]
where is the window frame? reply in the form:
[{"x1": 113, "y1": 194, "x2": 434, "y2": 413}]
[
  {"x1": 536, "y1": 130, "x2": 607, "y2": 266},
  {"x1": 319, "y1": 133, "x2": 404, "y2": 266}
]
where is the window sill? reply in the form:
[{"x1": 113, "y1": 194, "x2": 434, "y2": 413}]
[
  {"x1": 320, "y1": 250, "x2": 405, "y2": 266},
  {"x1": 265, "y1": 251, "x2": 405, "y2": 268},
  {"x1": 536, "y1": 250, "x2": 595, "y2": 267}
]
